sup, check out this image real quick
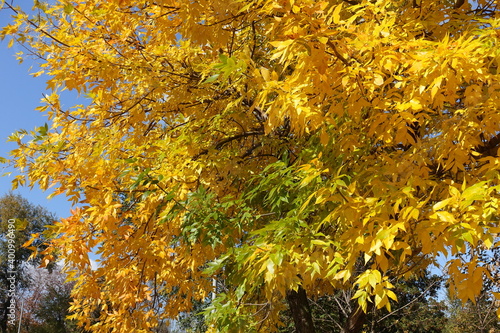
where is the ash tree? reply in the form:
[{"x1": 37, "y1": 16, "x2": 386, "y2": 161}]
[{"x1": 2, "y1": 0, "x2": 500, "y2": 332}]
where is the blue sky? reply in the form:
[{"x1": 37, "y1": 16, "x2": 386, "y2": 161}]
[{"x1": 0, "y1": 7, "x2": 74, "y2": 219}]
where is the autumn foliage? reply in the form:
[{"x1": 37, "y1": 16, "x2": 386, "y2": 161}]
[{"x1": 2, "y1": 0, "x2": 500, "y2": 331}]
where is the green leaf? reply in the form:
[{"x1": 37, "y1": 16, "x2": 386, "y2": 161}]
[
  {"x1": 203, "y1": 74, "x2": 219, "y2": 83},
  {"x1": 218, "y1": 54, "x2": 228, "y2": 63},
  {"x1": 39, "y1": 123, "x2": 48, "y2": 136},
  {"x1": 460, "y1": 181, "x2": 487, "y2": 209},
  {"x1": 64, "y1": 3, "x2": 74, "y2": 14}
]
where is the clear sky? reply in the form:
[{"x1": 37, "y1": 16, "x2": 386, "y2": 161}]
[{"x1": 0, "y1": 6, "x2": 74, "y2": 219}]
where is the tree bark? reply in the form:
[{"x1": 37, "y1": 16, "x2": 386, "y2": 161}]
[
  {"x1": 286, "y1": 286, "x2": 316, "y2": 333},
  {"x1": 1, "y1": 299, "x2": 8, "y2": 333},
  {"x1": 341, "y1": 302, "x2": 370, "y2": 333}
]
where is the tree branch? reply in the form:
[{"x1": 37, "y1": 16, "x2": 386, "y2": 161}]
[
  {"x1": 214, "y1": 130, "x2": 264, "y2": 150},
  {"x1": 475, "y1": 133, "x2": 500, "y2": 156}
]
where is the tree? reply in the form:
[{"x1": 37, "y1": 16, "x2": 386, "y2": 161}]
[
  {"x1": 445, "y1": 246, "x2": 500, "y2": 333},
  {"x1": 277, "y1": 269, "x2": 447, "y2": 332},
  {"x1": 445, "y1": 293, "x2": 500, "y2": 333},
  {"x1": 15, "y1": 265, "x2": 78, "y2": 333},
  {"x1": 2, "y1": 0, "x2": 500, "y2": 332},
  {"x1": 0, "y1": 193, "x2": 57, "y2": 333},
  {"x1": 365, "y1": 271, "x2": 447, "y2": 333},
  {"x1": 30, "y1": 267, "x2": 77, "y2": 333}
]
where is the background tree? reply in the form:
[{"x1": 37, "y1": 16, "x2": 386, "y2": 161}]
[
  {"x1": 175, "y1": 299, "x2": 209, "y2": 333},
  {"x1": 0, "y1": 193, "x2": 56, "y2": 333},
  {"x1": 16, "y1": 265, "x2": 78, "y2": 333},
  {"x1": 31, "y1": 267, "x2": 77, "y2": 333},
  {"x1": 365, "y1": 271, "x2": 447, "y2": 333},
  {"x1": 277, "y1": 269, "x2": 447, "y2": 333},
  {"x1": 2, "y1": 0, "x2": 500, "y2": 332},
  {"x1": 445, "y1": 246, "x2": 500, "y2": 333},
  {"x1": 445, "y1": 292, "x2": 500, "y2": 333}
]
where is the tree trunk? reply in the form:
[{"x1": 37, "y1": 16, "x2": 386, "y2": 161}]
[
  {"x1": 1, "y1": 299, "x2": 8, "y2": 333},
  {"x1": 286, "y1": 286, "x2": 316, "y2": 333},
  {"x1": 341, "y1": 302, "x2": 370, "y2": 333}
]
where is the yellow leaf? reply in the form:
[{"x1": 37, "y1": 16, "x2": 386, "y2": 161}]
[
  {"x1": 22, "y1": 234, "x2": 39, "y2": 248},
  {"x1": 318, "y1": 36, "x2": 328, "y2": 44},
  {"x1": 374, "y1": 74, "x2": 384, "y2": 86},
  {"x1": 386, "y1": 289, "x2": 397, "y2": 301},
  {"x1": 433, "y1": 198, "x2": 453, "y2": 211},
  {"x1": 260, "y1": 67, "x2": 270, "y2": 81},
  {"x1": 434, "y1": 211, "x2": 456, "y2": 223},
  {"x1": 331, "y1": 3, "x2": 343, "y2": 24}
]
